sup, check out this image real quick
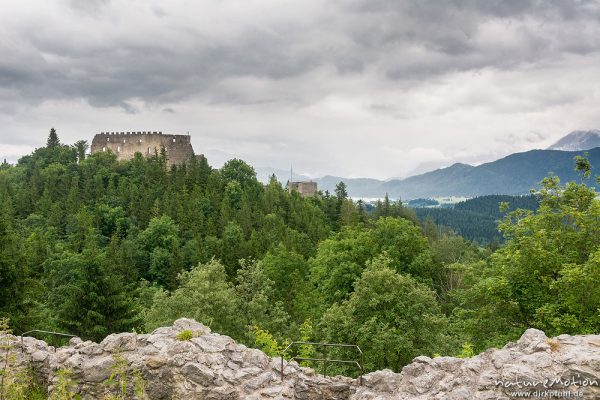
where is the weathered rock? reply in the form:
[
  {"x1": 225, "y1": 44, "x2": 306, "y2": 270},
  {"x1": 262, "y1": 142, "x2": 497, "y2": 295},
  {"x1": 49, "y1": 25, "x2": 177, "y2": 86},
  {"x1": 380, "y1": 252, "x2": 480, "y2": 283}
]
[
  {"x1": 101, "y1": 332, "x2": 137, "y2": 352},
  {"x1": 5, "y1": 323, "x2": 600, "y2": 399},
  {"x1": 181, "y1": 362, "x2": 215, "y2": 386},
  {"x1": 82, "y1": 355, "x2": 114, "y2": 383}
]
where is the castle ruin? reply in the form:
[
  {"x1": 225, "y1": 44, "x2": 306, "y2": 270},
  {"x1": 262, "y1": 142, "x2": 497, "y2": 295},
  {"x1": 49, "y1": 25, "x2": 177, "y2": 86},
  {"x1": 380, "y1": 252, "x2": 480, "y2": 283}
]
[
  {"x1": 90, "y1": 131, "x2": 200, "y2": 166},
  {"x1": 288, "y1": 181, "x2": 318, "y2": 197}
]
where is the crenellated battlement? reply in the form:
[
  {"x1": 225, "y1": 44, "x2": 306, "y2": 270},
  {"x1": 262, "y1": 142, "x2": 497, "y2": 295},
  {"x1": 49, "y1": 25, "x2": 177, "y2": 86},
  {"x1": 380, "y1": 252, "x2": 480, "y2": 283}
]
[{"x1": 98, "y1": 131, "x2": 163, "y2": 135}]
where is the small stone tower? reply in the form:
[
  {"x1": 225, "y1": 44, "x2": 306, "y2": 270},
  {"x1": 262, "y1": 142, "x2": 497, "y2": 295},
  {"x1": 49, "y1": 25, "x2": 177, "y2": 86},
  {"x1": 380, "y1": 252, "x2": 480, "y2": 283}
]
[
  {"x1": 90, "y1": 131, "x2": 198, "y2": 166},
  {"x1": 288, "y1": 181, "x2": 318, "y2": 197}
]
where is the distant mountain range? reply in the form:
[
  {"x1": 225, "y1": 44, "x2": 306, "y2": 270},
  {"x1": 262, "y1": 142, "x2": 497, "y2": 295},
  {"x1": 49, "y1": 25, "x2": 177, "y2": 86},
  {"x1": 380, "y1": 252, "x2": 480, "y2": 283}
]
[
  {"x1": 315, "y1": 148, "x2": 600, "y2": 199},
  {"x1": 257, "y1": 130, "x2": 600, "y2": 199}
]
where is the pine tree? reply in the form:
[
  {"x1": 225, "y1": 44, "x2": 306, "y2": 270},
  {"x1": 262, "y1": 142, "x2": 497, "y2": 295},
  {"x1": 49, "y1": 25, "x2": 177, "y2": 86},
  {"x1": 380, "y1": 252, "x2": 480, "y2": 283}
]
[
  {"x1": 423, "y1": 215, "x2": 438, "y2": 243},
  {"x1": 47, "y1": 250, "x2": 139, "y2": 341},
  {"x1": 382, "y1": 193, "x2": 391, "y2": 217},
  {"x1": 46, "y1": 128, "x2": 60, "y2": 148},
  {"x1": 334, "y1": 181, "x2": 348, "y2": 202}
]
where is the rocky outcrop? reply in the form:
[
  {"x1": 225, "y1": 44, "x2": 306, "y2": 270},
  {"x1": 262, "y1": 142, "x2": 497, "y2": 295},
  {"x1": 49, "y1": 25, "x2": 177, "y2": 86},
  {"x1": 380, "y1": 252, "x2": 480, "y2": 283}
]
[{"x1": 6, "y1": 319, "x2": 600, "y2": 399}]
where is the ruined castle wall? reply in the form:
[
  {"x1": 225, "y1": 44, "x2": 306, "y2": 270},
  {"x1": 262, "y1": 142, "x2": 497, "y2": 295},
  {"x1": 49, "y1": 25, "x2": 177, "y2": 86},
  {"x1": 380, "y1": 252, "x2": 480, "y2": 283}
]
[
  {"x1": 10, "y1": 319, "x2": 600, "y2": 399},
  {"x1": 289, "y1": 181, "x2": 318, "y2": 197},
  {"x1": 90, "y1": 132, "x2": 195, "y2": 166}
]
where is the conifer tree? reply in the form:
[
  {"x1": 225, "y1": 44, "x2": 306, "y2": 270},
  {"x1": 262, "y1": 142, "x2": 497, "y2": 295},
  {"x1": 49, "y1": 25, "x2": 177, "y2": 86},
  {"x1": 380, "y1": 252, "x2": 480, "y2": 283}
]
[
  {"x1": 47, "y1": 250, "x2": 139, "y2": 341},
  {"x1": 46, "y1": 128, "x2": 60, "y2": 148}
]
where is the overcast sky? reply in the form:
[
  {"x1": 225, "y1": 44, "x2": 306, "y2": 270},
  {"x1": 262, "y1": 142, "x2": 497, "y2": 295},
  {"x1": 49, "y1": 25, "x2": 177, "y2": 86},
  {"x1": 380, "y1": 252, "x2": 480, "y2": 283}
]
[{"x1": 1, "y1": 0, "x2": 600, "y2": 179}]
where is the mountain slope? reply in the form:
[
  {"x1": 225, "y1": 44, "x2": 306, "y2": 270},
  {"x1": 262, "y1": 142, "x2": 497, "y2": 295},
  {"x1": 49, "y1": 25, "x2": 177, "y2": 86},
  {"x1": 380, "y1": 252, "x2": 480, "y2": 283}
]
[
  {"x1": 389, "y1": 148, "x2": 600, "y2": 198},
  {"x1": 318, "y1": 148, "x2": 600, "y2": 199},
  {"x1": 547, "y1": 130, "x2": 600, "y2": 151}
]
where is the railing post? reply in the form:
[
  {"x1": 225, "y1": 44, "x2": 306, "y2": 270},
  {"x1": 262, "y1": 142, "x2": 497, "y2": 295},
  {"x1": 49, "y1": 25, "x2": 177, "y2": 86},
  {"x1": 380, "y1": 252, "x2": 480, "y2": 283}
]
[
  {"x1": 323, "y1": 343, "x2": 328, "y2": 377},
  {"x1": 360, "y1": 351, "x2": 364, "y2": 385}
]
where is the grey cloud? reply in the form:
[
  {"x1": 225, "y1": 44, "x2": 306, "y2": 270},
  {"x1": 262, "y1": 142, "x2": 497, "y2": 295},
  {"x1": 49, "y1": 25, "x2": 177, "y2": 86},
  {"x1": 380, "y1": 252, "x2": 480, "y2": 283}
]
[
  {"x1": 119, "y1": 101, "x2": 139, "y2": 114},
  {"x1": 1, "y1": 0, "x2": 600, "y2": 114},
  {"x1": 152, "y1": 6, "x2": 167, "y2": 18},
  {"x1": 349, "y1": 0, "x2": 596, "y2": 21},
  {"x1": 523, "y1": 131, "x2": 546, "y2": 143},
  {"x1": 64, "y1": 0, "x2": 111, "y2": 16},
  {"x1": 345, "y1": 0, "x2": 600, "y2": 77}
]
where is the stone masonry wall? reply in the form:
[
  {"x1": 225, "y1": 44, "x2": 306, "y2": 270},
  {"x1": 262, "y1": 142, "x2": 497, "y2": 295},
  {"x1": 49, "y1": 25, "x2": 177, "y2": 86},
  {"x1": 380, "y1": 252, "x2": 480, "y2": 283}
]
[
  {"x1": 5, "y1": 319, "x2": 600, "y2": 399},
  {"x1": 90, "y1": 132, "x2": 196, "y2": 166},
  {"x1": 289, "y1": 181, "x2": 318, "y2": 197}
]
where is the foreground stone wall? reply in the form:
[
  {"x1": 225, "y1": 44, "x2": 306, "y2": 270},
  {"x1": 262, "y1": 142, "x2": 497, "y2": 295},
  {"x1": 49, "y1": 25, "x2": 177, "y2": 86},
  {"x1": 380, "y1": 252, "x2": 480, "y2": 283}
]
[{"x1": 6, "y1": 319, "x2": 600, "y2": 399}]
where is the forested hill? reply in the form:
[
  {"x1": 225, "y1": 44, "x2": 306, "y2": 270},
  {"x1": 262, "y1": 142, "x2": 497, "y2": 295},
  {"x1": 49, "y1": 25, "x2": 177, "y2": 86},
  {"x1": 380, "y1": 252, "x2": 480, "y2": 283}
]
[
  {"x1": 317, "y1": 147, "x2": 600, "y2": 199},
  {"x1": 454, "y1": 194, "x2": 539, "y2": 215},
  {"x1": 414, "y1": 195, "x2": 540, "y2": 244},
  {"x1": 2, "y1": 132, "x2": 600, "y2": 381}
]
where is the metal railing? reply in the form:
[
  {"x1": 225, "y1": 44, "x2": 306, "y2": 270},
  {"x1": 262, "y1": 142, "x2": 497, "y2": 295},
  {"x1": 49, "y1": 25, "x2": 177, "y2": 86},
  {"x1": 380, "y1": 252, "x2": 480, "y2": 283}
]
[
  {"x1": 280, "y1": 341, "x2": 364, "y2": 385},
  {"x1": 20, "y1": 330, "x2": 76, "y2": 352}
]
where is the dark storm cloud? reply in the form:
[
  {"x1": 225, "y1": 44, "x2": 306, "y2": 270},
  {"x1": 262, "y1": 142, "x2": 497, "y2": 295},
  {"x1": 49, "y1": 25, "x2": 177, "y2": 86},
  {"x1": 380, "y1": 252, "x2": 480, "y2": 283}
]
[
  {"x1": 1, "y1": 13, "x2": 326, "y2": 110},
  {"x1": 344, "y1": 0, "x2": 600, "y2": 80},
  {"x1": 1, "y1": 0, "x2": 600, "y2": 111}
]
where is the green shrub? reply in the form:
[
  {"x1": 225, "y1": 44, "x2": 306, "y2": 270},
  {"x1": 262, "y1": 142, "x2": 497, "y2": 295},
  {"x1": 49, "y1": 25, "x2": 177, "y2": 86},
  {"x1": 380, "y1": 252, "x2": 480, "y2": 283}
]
[
  {"x1": 48, "y1": 369, "x2": 79, "y2": 400},
  {"x1": 176, "y1": 330, "x2": 194, "y2": 341},
  {"x1": 251, "y1": 326, "x2": 286, "y2": 357},
  {"x1": 297, "y1": 318, "x2": 314, "y2": 367},
  {"x1": 1, "y1": 317, "x2": 34, "y2": 400},
  {"x1": 104, "y1": 354, "x2": 147, "y2": 400},
  {"x1": 457, "y1": 342, "x2": 475, "y2": 358}
]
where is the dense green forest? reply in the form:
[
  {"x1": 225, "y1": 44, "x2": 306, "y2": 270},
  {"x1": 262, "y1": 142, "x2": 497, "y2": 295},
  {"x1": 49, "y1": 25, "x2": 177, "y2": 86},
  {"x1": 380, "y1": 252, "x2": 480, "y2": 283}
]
[
  {"x1": 1, "y1": 131, "x2": 599, "y2": 375},
  {"x1": 414, "y1": 195, "x2": 540, "y2": 244},
  {"x1": 454, "y1": 194, "x2": 540, "y2": 216}
]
